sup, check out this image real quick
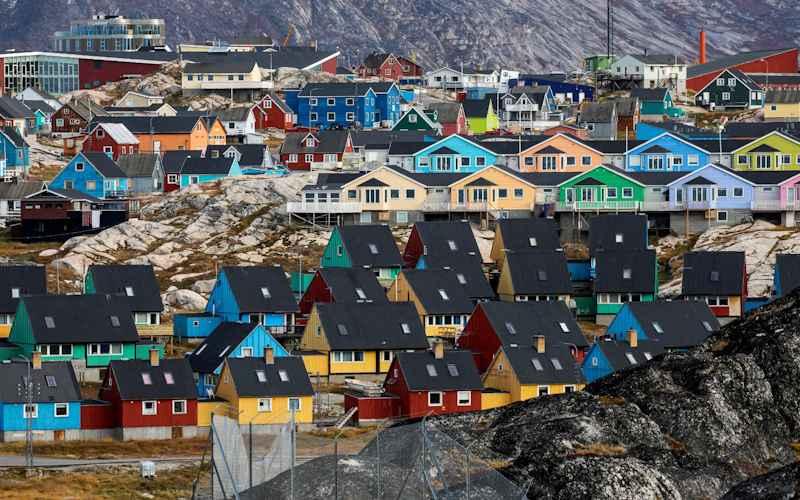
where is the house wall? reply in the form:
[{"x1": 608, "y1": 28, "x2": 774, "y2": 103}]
[
  {"x1": 0, "y1": 133, "x2": 30, "y2": 171},
  {"x1": 78, "y1": 59, "x2": 163, "y2": 89},
  {"x1": 626, "y1": 134, "x2": 710, "y2": 172},
  {"x1": 765, "y1": 102, "x2": 800, "y2": 121},
  {"x1": 414, "y1": 135, "x2": 498, "y2": 173},
  {"x1": 455, "y1": 306, "x2": 501, "y2": 373},
  {"x1": 82, "y1": 128, "x2": 139, "y2": 160},
  {"x1": 207, "y1": 120, "x2": 227, "y2": 146},
  {"x1": 559, "y1": 167, "x2": 645, "y2": 204},
  {"x1": 320, "y1": 228, "x2": 353, "y2": 268},
  {"x1": 0, "y1": 401, "x2": 80, "y2": 432},
  {"x1": 50, "y1": 153, "x2": 111, "y2": 198},
  {"x1": 80, "y1": 401, "x2": 115, "y2": 430},
  {"x1": 448, "y1": 167, "x2": 536, "y2": 212},
  {"x1": 237, "y1": 395, "x2": 313, "y2": 425},
  {"x1": 668, "y1": 167, "x2": 754, "y2": 210},
  {"x1": 254, "y1": 96, "x2": 294, "y2": 130},
  {"x1": 519, "y1": 135, "x2": 602, "y2": 172},
  {"x1": 296, "y1": 90, "x2": 377, "y2": 130},
  {"x1": 51, "y1": 105, "x2": 86, "y2": 134},
  {"x1": 733, "y1": 134, "x2": 800, "y2": 170},
  {"x1": 341, "y1": 168, "x2": 428, "y2": 212}
]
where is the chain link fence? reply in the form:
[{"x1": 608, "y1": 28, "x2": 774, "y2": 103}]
[{"x1": 193, "y1": 415, "x2": 526, "y2": 499}]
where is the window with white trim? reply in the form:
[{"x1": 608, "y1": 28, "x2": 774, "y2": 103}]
[
  {"x1": 142, "y1": 401, "x2": 157, "y2": 415},
  {"x1": 54, "y1": 403, "x2": 69, "y2": 417},
  {"x1": 173, "y1": 400, "x2": 187, "y2": 415},
  {"x1": 23, "y1": 403, "x2": 38, "y2": 419},
  {"x1": 288, "y1": 397, "x2": 301, "y2": 411},
  {"x1": 457, "y1": 391, "x2": 471, "y2": 406},
  {"x1": 428, "y1": 391, "x2": 443, "y2": 406},
  {"x1": 258, "y1": 398, "x2": 272, "y2": 412}
]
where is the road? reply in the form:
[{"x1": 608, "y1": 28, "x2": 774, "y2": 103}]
[{"x1": 0, "y1": 454, "x2": 315, "y2": 469}]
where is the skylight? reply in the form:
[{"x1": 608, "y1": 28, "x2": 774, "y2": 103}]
[
  {"x1": 710, "y1": 271, "x2": 720, "y2": 282},
  {"x1": 456, "y1": 273, "x2": 467, "y2": 285},
  {"x1": 438, "y1": 289, "x2": 450, "y2": 300},
  {"x1": 125, "y1": 286, "x2": 135, "y2": 297},
  {"x1": 529, "y1": 237, "x2": 538, "y2": 247},
  {"x1": 195, "y1": 345, "x2": 207, "y2": 355},
  {"x1": 537, "y1": 270, "x2": 547, "y2": 281},
  {"x1": 447, "y1": 364, "x2": 459, "y2": 377},
  {"x1": 44, "y1": 316, "x2": 55, "y2": 329},
  {"x1": 278, "y1": 370, "x2": 289, "y2": 382},
  {"x1": 615, "y1": 233, "x2": 624, "y2": 243},
  {"x1": 447, "y1": 240, "x2": 458, "y2": 251},
  {"x1": 337, "y1": 324, "x2": 349, "y2": 336},
  {"x1": 559, "y1": 322, "x2": 570, "y2": 333},
  {"x1": 164, "y1": 372, "x2": 174, "y2": 385},
  {"x1": 110, "y1": 315, "x2": 120, "y2": 327},
  {"x1": 426, "y1": 364, "x2": 438, "y2": 377},
  {"x1": 623, "y1": 268, "x2": 632, "y2": 280},
  {"x1": 45, "y1": 375, "x2": 56, "y2": 387},
  {"x1": 401, "y1": 323, "x2": 411, "y2": 334},
  {"x1": 368, "y1": 243, "x2": 379, "y2": 255},
  {"x1": 531, "y1": 358, "x2": 543, "y2": 371},
  {"x1": 652, "y1": 322, "x2": 664, "y2": 334},
  {"x1": 550, "y1": 358, "x2": 563, "y2": 370},
  {"x1": 10, "y1": 288, "x2": 19, "y2": 298},
  {"x1": 644, "y1": 352, "x2": 653, "y2": 360},
  {"x1": 625, "y1": 353, "x2": 637, "y2": 365},
  {"x1": 505, "y1": 321, "x2": 516, "y2": 334},
  {"x1": 218, "y1": 346, "x2": 230, "y2": 357},
  {"x1": 256, "y1": 370, "x2": 266, "y2": 382},
  {"x1": 355, "y1": 288, "x2": 367, "y2": 300},
  {"x1": 702, "y1": 321, "x2": 714, "y2": 332},
  {"x1": 142, "y1": 373, "x2": 152, "y2": 385},
  {"x1": 261, "y1": 287, "x2": 271, "y2": 298}
]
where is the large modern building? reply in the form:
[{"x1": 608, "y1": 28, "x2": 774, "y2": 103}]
[{"x1": 53, "y1": 15, "x2": 167, "y2": 52}]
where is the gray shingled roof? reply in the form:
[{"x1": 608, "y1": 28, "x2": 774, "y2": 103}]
[
  {"x1": 503, "y1": 251, "x2": 572, "y2": 296},
  {"x1": 395, "y1": 350, "x2": 483, "y2": 391},
  {"x1": 682, "y1": 251, "x2": 746, "y2": 296},
  {"x1": 22, "y1": 294, "x2": 139, "y2": 344},
  {"x1": 402, "y1": 270, "x2": 474, "y2": 315},
  {"x1": 503, "y1": 343, "x2": 585, "y2": 386},
  {"x1": 227, "y1": 357, "x2": 313, "y2": 397},
  {"x1": 0, "y1": 265, "x2": 46, "y2": 314},
  {"x1": 626, "y1": 300, "x2": 719, "y2": 349},
  {"x1": 0, "y1": 361, "x2": 80, "y2": 404},
  {"x1": 117, "y1": 154, "x2": 161, "y2": 178},
  {"x1": 594, "y1": 250, "x2": 657, "y2": 294},
  {"x1": 109, "y1": 358, "x2": 197, "y2": 401},
  {"x1": 87, "y1": 264, "x2": 164, "y2": 313},
  {"x1": 337, "y1": 224, "x2": 402, "y2": 268},
  {"x1": 82, "y1": 152, "x2": 128, "y2": 178},
  {"x1": 221, "y1": 266, "x2": 299, "y2": 314},
  {"x1": 315, "y1": 302, "x2": 428, "y2": 351}
]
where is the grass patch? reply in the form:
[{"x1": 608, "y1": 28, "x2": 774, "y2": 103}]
[
  {"x1": 308, "y1": 426, "x2": 377, "y2": 439},
  {"x1": 598, "y1": 395, "x2": 626, "y2": 407},
  {"x1": 572, "y1": 443, "x2": 627, "y2": 457},
  {"x1": 483, "y1": 457, "x2": 514, "y2": 470},
  {"x1": 0, "y1": 438, "x2": 207, "y2": 460}
]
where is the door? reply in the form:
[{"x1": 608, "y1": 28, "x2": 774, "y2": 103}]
[
  {"x1": 458, "y1": 189, "x2": 465, "y2": 205},
  {"x1": 172, "y1": 427, "x2": 183, "y2": 439},
  {"x1": 702, "y1": 92, "x2": 710, "y2": 105},
  {"x1": 565, "y1": 188, "x2": 574, "y2": 204},
  {"x1": 473, "y1": 189, "x2": 487, "y2": 203},
  {"x1": 789, "y1": 188, "x2": 796, "y2": 208},
  {"x1": 54, "y1": 430, "x2": 65, "y2": 441}
]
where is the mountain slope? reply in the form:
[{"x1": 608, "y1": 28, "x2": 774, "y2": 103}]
[{"x1": 2, "y1": 1, "x2": 800, "y2": 71}]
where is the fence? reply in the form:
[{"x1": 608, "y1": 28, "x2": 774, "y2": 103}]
[{"x1": 193, "y1": 414, "x2": 527, "y2": 499}]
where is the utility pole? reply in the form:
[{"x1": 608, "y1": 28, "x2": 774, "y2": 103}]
[{"x1": 290, "y1": 408, "x2": 296, "y2": 500}]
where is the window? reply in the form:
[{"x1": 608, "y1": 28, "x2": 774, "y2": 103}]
[
  {"x1": 756, "y1": 154, "x2": 772, "y2": 169},
  {"x1": 733, "y1": 187, "x2": 743, "y2": 197},
  {"x1": 457, "y1": 391, "x2": 471, "y2": 406},
  {"x1": 591, "y1": 356, "x2": 598, "y2": 367},
  {"x1": 476, "y1": 157, "x2": 486, "y2": 166},
  {"x1": 23, "y1": 404, "x2": 37, "y2": 419},
  {"x1": 652, "y1": 322, "x2": 663, "y2": 334},
  {"x1": 327, "y1": 98, "x2": 336, "y2": 106},
  {"x1": 54, "y1": 403, "x2": 69, "y2": 418},
  {"x1": 702, "y1": 321, "x2": 714, "y2": 332},
  {"x1": 368, "y1": 243, "x2": 379, "y2": 255},
  {"x1": 110, "y1": 316, "x2": 120, "y2": 327},
  {"x1": 688, "y1": 154, "x2": 700, "y2": 166},
  {"x1": 538, "y1": 386, "x2": 549, "y2": 397},
  {"x1": 497, "y1": 188, "x2": 508, "y2": 198},
  {"x1": 514, "y1": 188, "x2": 524, "y2": 198},
  {"x1": 45, "y1": 375, "x2": 57, "y2": 387},
  {"x1": 288, "y1": 398, "x2": 301, "y2": 411},
  {"x1": 717, "y1": 211, "x2": 728, "y2": 222},
  {"x1": 537, "y1": 270, "x2": 547, "y2": 281},
  {"x1": 345, "y1": 98, "x2": 355, "y2": 106},
  {"x1": 625, "y1": 353, "x2": 637, "y2": 365},
  {"x1": 728, "y1": 78, "x2": 736, "y2": 87},
  {"x1": 550, "y1": 358, "x2": 563, "y2": 370},
  {"x1": 426, "y1": 364, "x2": 438, "y2": 377},
  {"x1": 333, "y1": 351, "x2": 364, "y2": 362},
  {"x1": 86, "y1": 180, "x2": 97, "y2": 190},
  {"x1": 531, "y1": 358, "x2": 544, "y2": 371},
  {"x1": 606, "y1": 187, "x2": 618, "y2": 198},
  {"x1": 390, "y1": 189, "x2": 400, "y2": 199},
  {"x1": 142, "y1": 401, "x2": 156, "y2": 416},
  {"x1": 309, "y1": 98, "x2": 318, "y2": 106},
  {"x1": 428, "y1": 391, "x2": 443, "y2": 406},
  {"x1": 559, "y1": 322, "x2": 570, "y2": 333},
  {"x1": 461, "y1": 157, "x2": 471, "y2": 166},
  {"x1": 505, "y1": 321, "x2": 516, "y2": 334},
  {"x1": 173, "y1": 400, "x2": 187, "y2": 415},
  {"x1": 382, "y1": 351, "x2": 393, "y2": 362},
  {"x1": 717, "y1": 188, "x2": 727, "y2": 197},
  {"x1": 623, "y1": 268, "x2": 632, "y2": 280},
  {"x1": 327, "y1": 112, "x2": 336, "y2": 121},
  {"x1": 346, "y1": 112, "x2": 355, "y2": 122},
  {"x1": 168, "y1": 174, "x2": 178, "y2": 183},
  {"x1": 261, "y1": 287, "x2": 271, "y2": 299},
  {"x1": 75, "y1": 162, "x2": 84, "y2": 172},
  {"x1": 142, "y1": 373, "x2": 152, "y2": 385},
  {"x1": 722, "y1": 92, "x2": 730, "y2": 101},
  {"x1": 309, "y1": 112, "x2": 318, "y2": 122},
  {"x1": 782, "y1": 155, "x2": 792, "y2": 165},
  {"x1": 582, "y1": 156, "x2": 592, "y2": 166},
  {"x1": 10, "y1": 287, "x2": 20, "y2": 299},
  {"x1": 716, "y1": 78, "x2": 725, "y2": 86},
  {"x1": 737, "y1": 155, "x2": 749, "y2": 165},
  {"x1": 565, "y1": 386, "x2": 576, "y2": 393},
  {"x1": 305, "y1": 154, "x2": 314, "y2": 163},
  {"x1": 622, "y1": 187, "x2": 633, "y2": 198},
  {"x1": 438, "y1": 289, "x2": 449, "y2": 300},
  {"x1": 278, "y1": 370, "x2": 289, "y2": 382},
  {"x1": 406, "y1": 189, "x2": 415, "y2": 198},
  {"x1": 258, "y1": 398, "x2": 273, "y2": 412}
]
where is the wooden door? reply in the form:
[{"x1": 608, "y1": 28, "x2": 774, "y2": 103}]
[{"x1": 172, "y1": 427, "x2": 183, "y2": 439}]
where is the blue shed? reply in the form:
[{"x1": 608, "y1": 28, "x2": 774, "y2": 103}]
[
  {"x1": 186, "y1": 322, "x2": 289, "y2": 398},
  {"x1": 605, "y1": 301, "x2": 719, "y2": 350},
  {"x1": 413, "y1": 134, "x2": 498, "y2": 173},
  {"x1": 173, "y1": 313, "x2": 223, "y2": 340},
  {"x1": 179, "y1": 156, "x2": 242, "y2": 188},
  {"x1": 625, "y1": 132, "x2": 711, "y2": 172},
  {"x1": 50, "y1": 152, "x2": 129, "y2": 199},
  {"x1": 0, "y1": 126, "x2": 30, "y2": 177},
  {"x1": 581, "y1": 337, "x2": 665, "y2": 383}
]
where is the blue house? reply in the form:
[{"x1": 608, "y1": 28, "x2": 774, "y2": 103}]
[
  {"x1": 178, "y1": 157, "x2": 242, "y2": 188},
  {"x1": 508, "y1": 75, "x2": 595, "y2": 103},
  {"x1": 665, "y1": 164, "x2": 755, "y2": 211},
  {"x1": 173, "y1": 313, "x2": 223, "y2": 340},
  {"x1": 50, "y1": 152, "x2": 129, "y2": 199},
  {"x1": 582, "y1": 337, "x2": 665, "y2": 383},
  {"x1": 412, "y1": 134, "x2": 498, "y2": 173},
  {"x1": 186, "y1": 322, "x2": 288, "y2": 398},
  {"x1": 606, "y1": 300, "x2": 720, "y2": 351},
  {"x1": 625, "y1": 132, "x2": 711, "y2": 172},
  {"x1": 0, "y1": 357, "x2": 82, "y2": 441},
  {"x1": 367, "y1": 82, "x2": 403, "y2": 126},
  {"x1": 774, "y1": 254, "x2": 800, "y2": 298},
  {"x1": 0, "y1": 126, "x2": 30, "y2": 177},
  {"x1": 292, "y1": 83, "x2": 379, "y2": 130}
]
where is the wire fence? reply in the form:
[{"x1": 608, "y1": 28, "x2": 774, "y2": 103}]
[{"x1": 193, "y1": 413, "x2": 526, "y2": 500}]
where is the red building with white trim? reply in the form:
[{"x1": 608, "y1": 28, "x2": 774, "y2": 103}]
[
  {"x1": 82, "y1": 123, "x2": 139, "y2": 160},
  {"x1": 687, "y1": 48, "x2": 799, "y2": 93},
  {"x1": 253, "y1": 92, "x2": 295, "y2": 130},
  {"x1": 357, "y1": 53, "x2": 423, "y2": 82}
]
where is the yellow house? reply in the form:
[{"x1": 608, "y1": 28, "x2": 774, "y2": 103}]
[
  {"x1": 489, "y1": 218, "x2": 562, "y2": 266},
  {"x1": 496, "y1": 251, "x2": 572, "y2": 303},
  {"x1": 207, "y1": 118, "x2": 227, "y2": 146},
  {"x1": 181, "y1": 60, "x2": 267, "y2": 97},
  {"x1": 214, "y1": 354, "x2": 314, "y2": 427},
  {"x1": 482, "y1": 337, "x2": 586, "y2": 403},
  {"x1": 299, "y1": 302, "x2": 429, "y2": 381},
  {"x1": 447, "y1": 166, "x2": 538, "y2": 216},
  {"x1": 340, "y1": 166, "x2": 429, "y2": 220},
  {"x1": 764, "y1": 90, "x2": 800, "y2": 122},
  {"x1": 387, "y1": 270, "x2": 474, "y2": 339}
]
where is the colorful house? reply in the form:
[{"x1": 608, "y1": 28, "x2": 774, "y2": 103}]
[
  {"x1": 299, "y1": 302, "x2": 428, "y2": 381},
  {"x1": 369, "y1": 82, "x2": 403, "y2": 126},
  {"x1": 99, "y1": 355, "x2": 198, "y2": 440},
  {"x1": 582, "y1": 335, "x2": 665, "y2": 383},
  {"x1": 630, "y1": 88, "x2": 681, "y2": 121},
  {"x1": 86, "y1": 116, "x2": 220, "y2": 153},
  {"x1": 84, "y1": 265, "x2": 164, "y2": 331},
  {"x1": 681, "y1": 251, "x2": 747, "y2": 320},
  {"x1": 0, "y1": 126, "x2": 30, "y2": 177},
  {"x1": 408, "y1": 134, "x2": 498, "y2": 173},
  {"x1": 732, "y1": 131, "x2": 800, "y2": 170},
  {"x1": 764, "y1": 90, "x2": 800, "y2": 121},
  {"x1": 497, "y1": 251, "x2": 572, "y2": 303},
  {"x1": 387, "y1": 270, "x2": 474, "y2": 339},
  {"x1": 279, "y1": 130, "x2": 353, "y2": 171},
  {"x1": 588, "y1": 214, "x2": 649, "y2": 254},
  {"x1": 50, "y1": 152, "x2": 130, "y2": 199},
  {"x1": 427, "y1": 102, "x2": 468, "y2": 136},
  {"x1": 489, "y1": 218, "x2": 562, "y2": 266},
  {"x1": 214, "y1": 355, "x2": 314, "y2": 430},
  {"x1": 392, "y1": 106, "x2": 442, "y2": 133},
  {"x1": 774, "y1": 253, "x2": 800, "y2": 297},
  {"x1": 320, "y1": 225, "x2": 402, "y2": 284},
  {"x1": 457, "y1": 301, "x2": 588, "y2": 373},
  {"x1": 291, "y1": 83, "x2": 381, "y2": 129},
  {"x1": 357, "y1": 52, "x2": 423, "y2": 82},
  {"x1": 402, "y1": 220, "x2": 481, "y2": 268},
  {"x1": 518, "y1": 133, "x2": 603, "y2": 173},
  {"x1": 186, "y1": 323, "x2": 289, "y2": 398},
  {"x1": 116, "y1": 154, "x2": 164, "y2": 193},
  {"x1": 606, "y1": 300, "x2": 719, "y2": 350},
  {"x1": 206, "y1": 144, "x2": 275, "y2": 175},
  {"x1": 0, "y1": 356, "x2": 82, "y2": 442},
  {"x1": 253, "y1": 91, "x2": 295, "y2": 131},
  {"x1": 557, "y1": 165, "x2": 645, "y2": 211},
  {"x1": 625, "y1": 132, "x2": 711, "y2": 172},
  {"x1": 594, "y1": 250, "x2": 658, "y2": 324},
  {"x1": 445, "y1": 166, "x2": 537, "y2": 216},
  {"x1": 161, "y1": 150, "x2": 201, "y2": 193},
  {"x1": 51, "y1": 99, "x2": 109, "y2": 135},
  {"x1": 462, "y1": 99, "x2": 499, "y2": 134},
  {"x1": 298, "y1": 268, "x2": 388, "y2": 317},
  {"x1": 0, "y1": 265, "x2": 46, "y2": 338},
  {"x1": 178, "y1": 156, "x2": 242, "y2": 188},
  {"x1": 694, "y1": 69, "x2": 764, "y2": 110},
  {"x1": 81, "y1": 122, "x2": 139, "y2": 160}
]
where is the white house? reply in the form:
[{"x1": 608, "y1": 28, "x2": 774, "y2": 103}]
[
  {"x1": 424, "y1": 67, "x2": 499, "y2": 90},
  {"x1": 115, "y1": 91, "x2": 165, "y2": 108},
  {"x1": 610, "y1": 54, "x2": 687, "y2": 96},
  {"x1": 218, "y1": 106, "x2": 256, "y2": 138},
  {"x1": 14, "y1": 87, "x2": 60, "y2": 112}
]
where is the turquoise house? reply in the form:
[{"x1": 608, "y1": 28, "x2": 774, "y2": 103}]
[
  {"x1": 412, "y1": 134, "x2": 498, "y2": 173},
  {"x1": 582, "y1": 338, "x2": 665, "y2": 383},
  {"x1": 50, "y1": 152, "x2": 129, "y2": 199},
  {"x1": 179, "y1": 156, "x2": 242, "y2": 188},
  {"x1": 625, "y1": 132, "x2": 711, "y2": 172},
  {"x1": 0, "y1": 126, "x2": 30, "y2": 176},
  {"x1": 321, "y1": 224, "x2": 403, "y2": 284},
  {"x1": 0, "y1": 359, "x2": 82, "y2": 441},
  {"x1": 631, "y1": 88, "x2": 684, "y2": 119},
  {"x1": 186, "y1": 322, "x2": 289, "y2": 398}
]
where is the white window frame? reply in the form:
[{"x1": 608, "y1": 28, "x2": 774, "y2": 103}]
[
  {"x1": 428, "y1": 391, "x2": 443, "y2": 407},
  {"x1": 142, "y1": 400, "x2": 157, "y2": 416},
  {"x1": 456, "y1": 391, "x2": 471, "y2": 406},
  {"x1": 288, "y1": 397, "x2": 301, "y2": 412},
  {"x1": 23, "y1": 403, "x2": 38, "y2": 419},
  {"x1": 54, "y1": 402, "x2": 69, "y2": 418},
  {"x1": 258, "y1": 398, "x2": 273, "y2": 412},
  {"x1": 172, "y1": 399, "x2": 187, "y2": 415}
]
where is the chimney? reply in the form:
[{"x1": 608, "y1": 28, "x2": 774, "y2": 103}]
[
  {"x1": 32, "y1": 351, "x2": 41, "y2": 370},
  {"x1": 264, "y1": 347, "x2": 274, "y2": 365},
  {"x1": 149, "y1": 348, "x2": 159, "y2": 367},
  {"x1": 627, "y1": 329, "x2": 638, "y2": 349},
  {"x1": 433, "y1": 341, "x2": 444, "y2": 360},
  {"x1": 534, "y1": 335, "x2": 545, "y2": 353},
  {"x1": 699, "y1": 31, "x2": 707, "y2": 65}
]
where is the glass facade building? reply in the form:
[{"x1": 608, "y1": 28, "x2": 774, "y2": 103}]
[
  {"x1": 3, "y1": 54, "x2": 79, "y2": 96},
  {"x1": 53, "y1": 15, "x2": 166, "y2": 52}
]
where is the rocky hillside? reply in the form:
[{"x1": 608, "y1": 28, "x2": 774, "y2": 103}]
[
  {"x1": 430, "y1": 291, "x2": 800, "y2": 499},
  {"x1": 2, "y1": 1, "x2": 800, "y2": 71}
]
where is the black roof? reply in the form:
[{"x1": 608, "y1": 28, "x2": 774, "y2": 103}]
[
  {"x1": 22, "y1": 99, "x2": 56, "y2": 115},
  {"x1": 22, "y1": 294, "x2": 139, "y2": 344},
  {"x1": 462, "y1": 99, "x2": 491, "y2": 118},
  {"x1": 0, "y1": 361, "x2": 81, "y2": 404},
  {"x1": 583, "y1": 140, "x2": 644, "y2": 154},
  {"x1": 1, "y1": 126, "x2": 28, "y2": 149},
  {"x1": 481, "y1": 140, "x2": 545, "y2": 155},
  {"x1": 682, "y1": 251, "x2": 746, "y2": 296},
  {"x1": 206, "y1": 144, "x2": 267, "y2": 167},
  {"x1": 83, "y1": 152, "x2": 127, "y2": 178},
  {"x1": 87, "y1": 265, "x2": 163, "y2": 313},
  {"x1": 722, "y1": 122, "x2": 800, "y2": 139},
  {"x1": 626, "y1": 171, "x2": 686, "y2": 185},
  {"x1": 630, "y1": 88, "x2": 670, "y2": 101},
  {"x1": 302, "y1": 172, "x2": 364, "y2": 191},
  {"x1": 337, "y1": 225, "x2": 402, "y2": 268},
  {"x1": 516, "y1": 172, "x2": 580, "y2": 185},
  {"x1": 687, "y1": 48, "x2": 796, "y2": 79},
  {"x1": 187, "y1": 322, "x2": 260, "y2": 374},
  {"x1": 419, "y1": 253, "x2": 495, "y2": 301},
  {"x1": 383, "y1": 166, "x2": 469, "y2": 187},
  {"x1": 359, "y1": 178, "x2": 388, "y2": 187},
  {"x1": 184, "y1": 59, "x2": 258, "y2": 74},
  {"x1": 594, "y1": 338, "x2": 665, "y2": 372},
  {"x1": 394, "y1": 350, "x2": 482, "y2": 391},
  {"x1": 496, "y1": 218, "x2": 561, "y2": 253},
  {"x1": 298, "y1": 83, "x2": 377, "y2": 97},
  {"x1": 594, "y1": 250, "x2": 657, "y2": 293},
  {"x1": 777, "y1": 254, "x2": 800, "y2": 296},
  {"x1": 0, "y1": 96, "x2": 34, "y2": 119},
  {"x1": 281, "y1": 130, "x2": 350, "y2": 155},
  {"x1": 87, "y1": 116, "x2": 204, "y2": 134},
  {"x1": 750, "y1": 143, "x2": 780, "y2": 153},
  {"x1": 350, "y1": 130, "x2": 434, "y2": 148},
  {"x1": 162, "y1": 150, "x2": 203, "y2": 174},
  {"x1": 732, "y1": 171, "x2": 798, "y2": 185},
  {"x1": 316, "y1": 302, "x2": 428, "y2": 350},
  {"x1": 180, "y1": 157, "x2": 236, "y2": 175},
  {"x1": 502, "y1": 343, "x2": 585, "y2": 385},
  {"x1": 641, "y1": 144, "x2": 671, "y2": 154},
  {"x1": 477, "y1": 301, "x2": 588, "y2": 349},
  {"x1": 410, "y1": 221, "x2": 480, "y2": 261},
  {"x1": 685, "y1": 175, "x2": 715, "y2": 185},
  {"x1": 0, "y1": 265, "x2": 46, "y2": 314},
  {"x1": 227, "y1": 357, "x2": 313, "y2": 397},
  {"x1": 401, "y1": 270, "x2": 474, "y2": 315},
  {"x1": 503, "y1": 251, "x2": 572, "y2": 295},
  {"x1": 222, "y1": 266, "x2": 299, "y2": 313},
  {"x1": 589, "y1": 214, "x2": 649, "y2": 254},
  {"x1": 117, "y1": 154, "x2": 161, "y2": 178},
  {"x1": 109, "y1": 358, "x2": 197, "y2": 401},
  {"x1": 387, "y1": 141, "x2": 428, "y2": 155},
  {"x1": 316, "y1": 268, "x2": 389, "y2": 305},
  {"x1": 626, "y1": 301, "x2": 720, "y2": 349}
]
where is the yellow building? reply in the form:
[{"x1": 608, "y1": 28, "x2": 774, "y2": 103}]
[
  {"x1": 387, "y1": 270, "x2": 474, "y2": 339},
  {"x1": 181, "y1": 60, "x2": 270, "y2": 100},
  {"x1": 482, "y1": 337, "x2": 586, "y2": 403},
  {"x1": 447, "y1": 166, "x2": 538, "y2": 216},
  {"x1": 299, "y1": 302, "x2": 429, "y2": 381},
  {"x1": 340, "y1": 166, "x2": 429, "y2": 216},
  {"x1": 496, "y1": 251, "x2": 572, "y2": 303},
  {"x1": 764, "y1": 90, "x2": 800, "y2": 122},
  {"x1": 489, "y1": 218, "x2": 562, "y2": 266},
  {"x1": 214, "y1": 354, "x2": 314, "y2": 427}
]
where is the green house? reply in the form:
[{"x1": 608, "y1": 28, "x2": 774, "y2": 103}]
[
  {"x1": 6, "y1": 295, "x2": 162, "y2": 369},
  {"x1": 593, "y1": 250, "x2": 659, "y2": 325},
  {"x1": 585, "y1": 55, "x2": 615, "y2": 73},
  {"x1": 695, "y1": 68, "x2": 764, "y2": 111},
  {"x1": 631, "y1": 88, "x2": 683, "y2": 119},
  {"x1": 321, "y1": 225, "x2": 403, "y2": 285},
  {"x1": 732, "y1": 131, "x2": 800, "y2": 171},
  {"x1": 462, "y1": 99, "x2": 499, "y2": 134},
  {"x1": 557, "y1": 165, "x2": 646, "y2": 211},
  {"x1": 392, "y1": 106, "x2": 443, "y2": 133}
]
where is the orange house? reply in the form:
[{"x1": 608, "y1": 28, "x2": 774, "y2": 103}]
[
  {"x1": 518, "y1": 133, "x2": 603, "y2": 173},
  {"x1": 93, "y1": 117, "x2": 226, "y2": 153}
]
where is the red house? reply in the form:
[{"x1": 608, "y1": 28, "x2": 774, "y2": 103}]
[
  {"x1": 99, "y1": 353, "x2": 198, "y2": 440},
  {"x1": 344, "y1": 344, "x2": 483, "y2": 423},
  {"x1": 687, "y1": 47, "x2": 799, "y2": 93},
  {"x1": 51, "y1": 99, "x2": 109, "y2": 135},
  {"x1": 357, "y1": 52, "x2": 423, "y2": 81},
  {"x1": 279, "y1": 130, "x2": 352, "y2": 171},
  {"x1": 299, "y1": 268, "x2": 388, "y2": 316},
  {"x1": 456, "y1": 301, "x2": 589, "y2": 373},
  {"x1": 681, "y1": 251, "x2": 747, "y2": 319},
  {"x1": 427, "y1": 102, "x2": 467, "y2": 136},
  {"x1": 253, "y1": 92, "x2": 295, "y2": 130},
  {"x1": 82, "y1": 123, "x2": 140, "y2": 160},
  {"x1": 161, "y1": 150, "x2": 202, "y2": 193}
]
